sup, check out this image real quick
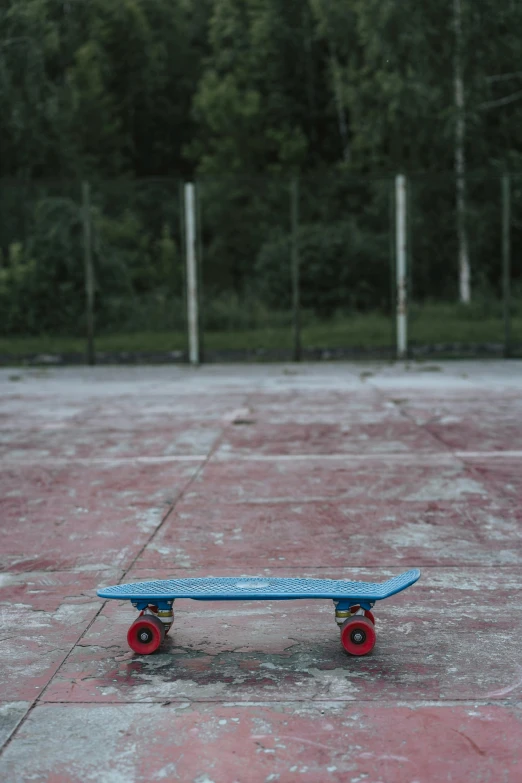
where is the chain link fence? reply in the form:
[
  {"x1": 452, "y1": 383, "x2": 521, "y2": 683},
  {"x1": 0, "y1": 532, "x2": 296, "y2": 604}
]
[
  {"x1": 0, "y1": 172, "x2": 520, "y2": 363},
  {"x1": 408, "y1": 172, "x2": 520, "y2": 357}
]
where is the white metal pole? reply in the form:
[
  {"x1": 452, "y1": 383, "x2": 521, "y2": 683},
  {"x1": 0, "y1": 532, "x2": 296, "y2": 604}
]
[
  {"x1": 184, "y1": 182, "x2": 199, "y2": 365},
  {"x1": 82, "y1": 181, "x2": 95, "y2": 366},
  {"x1": 395, "y1": 174, "x2": 408, "y2": 359}
]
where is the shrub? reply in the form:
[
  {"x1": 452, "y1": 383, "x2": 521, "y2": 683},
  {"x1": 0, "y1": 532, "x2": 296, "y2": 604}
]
[{"x1": 255, "y1": 219, "x2": 389, "y2": 318}]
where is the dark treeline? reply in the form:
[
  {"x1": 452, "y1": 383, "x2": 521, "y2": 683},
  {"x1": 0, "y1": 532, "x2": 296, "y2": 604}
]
[{"x1": 1, "y1": 0, "x2": 522, "y2": 337}]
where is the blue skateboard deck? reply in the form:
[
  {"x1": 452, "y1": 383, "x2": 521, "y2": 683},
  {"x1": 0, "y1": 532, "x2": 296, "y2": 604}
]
[
  {"x1": 98, "y1": 570, "x2": 420, "y2": 603},
  {"x1": 98, "y1": 570, "x2": 420, "y2": 656}
]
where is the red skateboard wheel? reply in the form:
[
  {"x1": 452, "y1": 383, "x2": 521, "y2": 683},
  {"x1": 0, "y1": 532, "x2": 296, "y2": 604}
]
[
  {"x1": 350, "y1": 605, "x2": 376, "y2": 625},
  {"x1": 340, "y1": 615, "x2": 376, "y2": 656},
  {"x1": 127, "y1": 614, "x2": 164, "y2": 655}
]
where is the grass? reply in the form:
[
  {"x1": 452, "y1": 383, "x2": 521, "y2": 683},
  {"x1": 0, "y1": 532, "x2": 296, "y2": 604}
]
[
  {"x1": 0, "y1": 332, "x2": 178, "y2": 357},
  {"x1": 1, "y1": 304, "x2": 521, "y2": 360}
]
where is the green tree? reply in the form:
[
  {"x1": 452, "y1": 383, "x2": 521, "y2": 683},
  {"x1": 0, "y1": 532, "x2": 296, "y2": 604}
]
[
  {"x1": 188, "y1": 0, "x2": 334, "y2": 175},
  {"x1": 0, "y1": 0, "x2": 209, "y2": 180}
]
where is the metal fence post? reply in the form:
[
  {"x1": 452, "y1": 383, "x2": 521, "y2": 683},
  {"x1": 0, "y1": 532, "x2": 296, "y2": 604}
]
[
  {"x1": 395, "y1": 174, "x2": 408, "y2": 359},
  {"x1": 389, "y1": 178, "x2": 396, "y2": 318},
  {"x1": 502, "y1": 174, "x2": 511, "y2": 358},
  {"x1": 82, "y1": 181, "x2": 95, "y2": 365},
  {"x1": 184, "y1": 182, "x2": 200, "y2": 365},
  {"x1": 291, "y1": 177, "x2": 301, "y2": 361}
]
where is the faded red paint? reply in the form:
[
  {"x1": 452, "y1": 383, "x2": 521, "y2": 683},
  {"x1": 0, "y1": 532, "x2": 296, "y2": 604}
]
[
  {"x1": 1, "y1": 703, "x2": 521, "y2": 782},
  {"x1": 0, "y1": 460, "x2": 199, "y2": 572},
  {"x1": 1, "y1": 363, "x2": 522, "y2": 781},
  {"x1": 0, "y1": 569, "x2": 121, "y2": 700},
  {"x1": 137, "y1": 497, "x2": 522, "y2": 569}
]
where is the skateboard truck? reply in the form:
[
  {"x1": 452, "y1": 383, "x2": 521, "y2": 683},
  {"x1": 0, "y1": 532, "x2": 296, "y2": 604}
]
[
  {"x1": 334, "y1": 600, "x2": 376, "y2": 625},
  {"x1": 99, "y1": 570, "x2": 420, "y2": 657}
]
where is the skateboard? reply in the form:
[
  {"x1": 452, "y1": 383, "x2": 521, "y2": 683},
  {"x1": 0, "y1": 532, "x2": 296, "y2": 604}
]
[{"x1": 98, "y1": 569, "x2": 420, "y2": 656}]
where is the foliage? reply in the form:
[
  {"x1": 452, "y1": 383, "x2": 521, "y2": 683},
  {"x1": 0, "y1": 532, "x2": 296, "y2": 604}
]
[
  {"x1": 0, "y1": 195, "x2": 84, "y2": 334},
  {"x1": 1, "y1": 0, "x2": 522, "y2": 340},
  {"x1": 256, "y1": 219, "x2": 389, "y2": 317}
]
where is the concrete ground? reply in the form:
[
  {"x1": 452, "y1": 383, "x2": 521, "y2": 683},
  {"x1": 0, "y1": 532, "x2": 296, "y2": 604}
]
[{"x1": 0, "y1": 361, "x2": 521, "y2": 782}]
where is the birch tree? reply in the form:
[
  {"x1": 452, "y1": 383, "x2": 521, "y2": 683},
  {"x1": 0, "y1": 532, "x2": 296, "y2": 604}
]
[{"x1": 453, "y1": 0, "x2": 470, "y2": 303}]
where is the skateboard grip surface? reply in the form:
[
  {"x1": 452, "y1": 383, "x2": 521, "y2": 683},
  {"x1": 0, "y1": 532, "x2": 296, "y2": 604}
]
[{"x1": 97, "y1": 569, "x2": 420, "y2": 602}]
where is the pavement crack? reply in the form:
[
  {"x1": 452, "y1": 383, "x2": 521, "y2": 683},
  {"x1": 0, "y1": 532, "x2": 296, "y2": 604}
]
[{"x1": 452, "y1": 729, "x2": 486, "y2": 756}]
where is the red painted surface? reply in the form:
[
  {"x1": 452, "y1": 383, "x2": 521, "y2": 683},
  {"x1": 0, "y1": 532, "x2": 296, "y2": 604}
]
[
  {"x1": 0, "y1": 460, "x2": 200, "y2": 572},
  {"x1": 0, "y1": 569, "x2": 121, "y2": 700},
  {"x1": 1, "y1": 702, "x2": 521, "y2": 782},
  {"x1": 397, "y1": 392, "x2": 522, "y2": 451},
  {"x1": 1, "y1": 363, "x2": 521, "y2": 781},
  {"x1": 465, "y1": 457, "x2": 522, "y2": 504},
  {"x1": 219, "y1": 417, "x2": 443, "y2": 455},
  {"x1": 184, "y1": 456, "x2": 491, "y2": 505},
  {"x1": 1, "y1": 422, "x2": 221, "y2": 459},
  {"x1": 136, "y1": 498, "x2": 522, "y2": 568}
]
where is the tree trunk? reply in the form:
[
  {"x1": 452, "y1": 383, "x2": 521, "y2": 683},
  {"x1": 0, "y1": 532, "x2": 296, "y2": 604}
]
[
  {"x1": 454, "y1": 0, "x2": 470, "y2": 303},
  {"x1": 315, "y1": 0, "x2": 350, "y2": 163},
  {"x1": 328, "y1": 40, "x2": 350, "y2": 164}
]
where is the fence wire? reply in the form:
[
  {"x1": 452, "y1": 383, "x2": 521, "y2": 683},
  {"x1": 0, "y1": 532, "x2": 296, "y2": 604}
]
[{"x1": 0, "y1": 172, "x2": 520, "y2": 362}]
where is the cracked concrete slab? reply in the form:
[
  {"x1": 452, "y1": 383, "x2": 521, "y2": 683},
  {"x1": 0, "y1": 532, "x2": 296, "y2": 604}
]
[
  {"x1": 136, "y1": 498, "x2": 522, "y2": 569},
  {"x1": 1, "y1": 362, "x2": 522, "y2": 781},
  {"x1": 217, "y1": 395, "x2": 445, "y2": 455},
  {"x1": 0, "y1": 460, "x2": 200, "y2": 572},
  {"x1": 0, "y1": 569, "x2": 121, "y2": 700},
  {"x1": 464, "y1": 457, "x2": 522, "y2": 505},
  {"x1": 0, "y1": 702, "x2": 520, "y2": 783},
  {"x1": 0, "y1": 422, "x2": 220, "y2": 460},
  {"x1": 0, "y1": 703, "x2": 30, "y2": 747},
  {"x1": 184, "y1": 455, "x2": 492, "y2": 505},
  {"x1": 391, "y1": 392, "x2": 522, "y2": 452}
]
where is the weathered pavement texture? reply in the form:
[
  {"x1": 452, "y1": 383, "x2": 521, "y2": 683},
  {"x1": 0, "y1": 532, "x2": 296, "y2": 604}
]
[{"x1": 1, "y1": 362, "x2": 521, "y2": 782}]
